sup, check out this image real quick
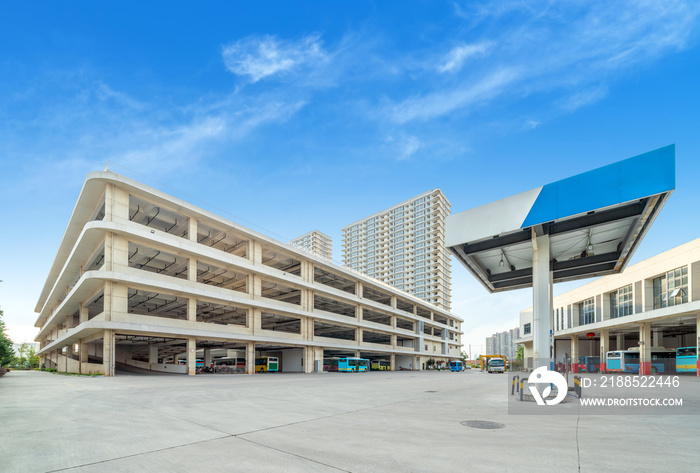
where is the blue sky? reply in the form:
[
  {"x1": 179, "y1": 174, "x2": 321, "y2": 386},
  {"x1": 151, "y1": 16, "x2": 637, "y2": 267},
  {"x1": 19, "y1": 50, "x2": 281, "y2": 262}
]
[{"x1": 1, "y1": 1, "x2": 700, "y2": 354}]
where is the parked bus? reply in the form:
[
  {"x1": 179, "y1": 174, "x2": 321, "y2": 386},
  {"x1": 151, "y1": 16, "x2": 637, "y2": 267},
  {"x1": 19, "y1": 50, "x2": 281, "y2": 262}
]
[
  {"x1": 371, "y1": 360, "x2": 391, "y2": 371},
  {"x1": 449, "y1": 360, "x2": 464, "y2": 371},
  {"x1": 487, "y1": 357, "x2": 506, "y2": 373},
  {"x1": 255, "y1": 356, "x2": 279, "y2": 372},
  {"x1": 578, "y1": 356, "x2": 600, "y2": 373},
  {"x1": 214, "y1": 357, "x2": 245, "y2": 368},
  {"x1": 606, "y1": 348, "x2": 675, "y2": 374},
  {"x1": 323, "y1": 358, "x2": 339, "y2": 372},
  {"x1": 338, "y1": 357, "x2": 369, "y2": 372},
  {"x1": 676, "y1": 347, "x2": 697, "y2": 373}
]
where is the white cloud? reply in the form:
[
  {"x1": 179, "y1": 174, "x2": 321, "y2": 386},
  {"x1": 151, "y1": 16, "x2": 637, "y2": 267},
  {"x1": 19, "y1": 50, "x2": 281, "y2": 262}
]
[
  {"x1": 438, "y1": 42, "x2": 493, "y2": 73},
  {"x1": 382, "y1": 1, "x2": 700, "y2": 125},
  {"x1": 389, "y1": 67, "x2": 521, "y2": 123},
  {"x1": 222, "y1": 34, "x2": 329, "y2": 83},
  {"x1": 398, "y1": 135, "x2": 421, "y2": 160}
]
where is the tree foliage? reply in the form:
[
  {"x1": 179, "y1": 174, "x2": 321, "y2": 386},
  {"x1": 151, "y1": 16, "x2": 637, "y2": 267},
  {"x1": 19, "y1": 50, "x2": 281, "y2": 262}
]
[{"x1": 0, "y1": 309, "x2": 15, "y2": 368}]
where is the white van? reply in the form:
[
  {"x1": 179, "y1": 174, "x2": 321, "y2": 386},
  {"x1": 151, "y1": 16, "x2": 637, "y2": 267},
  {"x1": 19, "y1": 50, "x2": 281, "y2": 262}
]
[{"x1": 487, "y1": 357, "x2": 506, "y2": 373}]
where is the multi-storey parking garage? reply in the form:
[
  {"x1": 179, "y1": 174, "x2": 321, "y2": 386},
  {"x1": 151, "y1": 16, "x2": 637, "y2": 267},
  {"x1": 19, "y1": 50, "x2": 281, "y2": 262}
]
[{"x1": 35, "y1": 171, "x2": 464, "y2": 375}]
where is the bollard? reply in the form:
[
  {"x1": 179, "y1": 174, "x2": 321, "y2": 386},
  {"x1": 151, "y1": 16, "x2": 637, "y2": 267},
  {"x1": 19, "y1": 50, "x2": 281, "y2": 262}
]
[
  {"x1": 574, "y1": 376, "x2": 583, "y2": 398},
  {"x1": 519, "y1": 377, "x2": 528, "y2": 401},
  {"x1": 511, "y1": 375, "x2": 520, "y2": 395}
]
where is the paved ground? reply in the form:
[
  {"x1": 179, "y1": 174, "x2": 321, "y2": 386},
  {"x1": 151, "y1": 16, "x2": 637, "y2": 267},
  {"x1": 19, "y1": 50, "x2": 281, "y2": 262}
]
[{"x1": 1, "y1": 369, "x2": 698, "y2": 472}]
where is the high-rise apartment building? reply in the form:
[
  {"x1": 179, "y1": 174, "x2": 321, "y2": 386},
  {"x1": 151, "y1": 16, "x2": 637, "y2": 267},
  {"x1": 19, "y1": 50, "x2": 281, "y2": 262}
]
[
  {"x1": 290, "y1": 230, "x2": 332, "y2": 261},
  {"x1": 341, "y1": 189, "x2": 452, "y2": 310},
  {"x1": 485, "y1": 327, "x2": 520, "y2": 360}
]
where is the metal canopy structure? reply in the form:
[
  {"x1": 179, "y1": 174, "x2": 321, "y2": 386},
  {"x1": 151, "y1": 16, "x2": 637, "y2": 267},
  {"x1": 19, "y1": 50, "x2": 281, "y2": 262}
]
[
  {"x1": 446, "y1": 145, "x2": 676, "y2": 293},
  {"x1": 446, "y1": 145, "x2": 675, "y2": 366}
]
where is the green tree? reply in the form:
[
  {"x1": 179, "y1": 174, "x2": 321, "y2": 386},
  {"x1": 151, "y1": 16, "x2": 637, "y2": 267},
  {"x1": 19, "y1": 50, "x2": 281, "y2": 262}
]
[
  {"x1": 516, "y1": 344, "x2": 524, "y2": 361},
  {"x1": 27, "y1": 345, "x2": 40, "y2": 369},
  {"x1": 0, "y1": 309, "x2": 15, "y2": 368}
]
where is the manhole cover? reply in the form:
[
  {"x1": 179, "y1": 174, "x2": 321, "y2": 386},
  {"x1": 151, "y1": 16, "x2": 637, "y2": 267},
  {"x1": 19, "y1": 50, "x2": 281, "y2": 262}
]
[{"x1": 460, "y1": 420, "x2": 505, "y2": 430}]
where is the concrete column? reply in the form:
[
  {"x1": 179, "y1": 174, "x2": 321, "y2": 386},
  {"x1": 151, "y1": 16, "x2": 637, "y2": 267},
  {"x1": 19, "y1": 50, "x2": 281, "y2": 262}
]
[
  {"x1": 391, "y1": 334, "x2": 397, "y2": 348},
  {"x1": 188, "y1": 258, "x2": 197, "y2": 282},
  {"x1": 301, "y1": 289, "x2": 312, "y2": 312},
  {"x1": 414, "y1": 355, "x2": 420, "y2": 371},
  {"x1": 187, "y1": 297, "x2": 197, "y2": 323},
  {"x1": 65, "y1": 314, "x2": 75, "y2": 330},
  {"x1": 532, "y1": 230, "x2": 552, "y2": 367},
  {"x1": 356, "y1": 328, "x2": 362, "y2": 345},
  {"x1": 300, "y1": 261, "x2": 313, "y2": 283},
  {"x1": 248, "y1": 240, "x2": 263, "y2": 265},
  {"x1": 103, "y1": 329, "x2": 115, "y2": 376},
  {"x1": 390, "y1": 353, "x2": 396, "y2": 371},
  {"x1": 639, "y1": 323, "x2": 651, "y2": 375},
  {"x1": 79, "y1": 303, "x2": 89, "y2": 324},
  {"x1": 652, "y1": 330, "x2": 662, "y2": 348},
  {"x1": 303, "y1": 347, "x2": 314, "y2": 373},
  {"x1": 149, "y1": 346, "x2": 159, "y2": 365},
  {"x1": 189, "y1": 218, "x2": 197, "y2": 242},
  {"x1": 571, "y1": 336, "x2": 579, "y2": 373},
  {"x1": 600, "y1": 329, "x2": 609, "y2": 373},
  {"x1": 250, "y1": 275, "x2": 262, "y2": 298},
  {"x1": 204, "y1": 348, "x2": 212, "y2": 368},
  {"x1": 356, "y1": 282, "x2": 363, "y2": 298},
  {"x1": 186, "y1": 338, "x2": 197, "y2": 376},
  {"x1": 356, "y1": 305, "x2": 362, "y2": 321},
  {"x1": 251, "y1": 308, "x2": 262, "y2": 334},
  {"x1": 246, "y1": 342, "x2": 255, "y2": 374},
  {"x1": 78, "y1": 340, "x2": 88, "y2": 373},
  {"x1": 616, "y1": 334, "x2": 624, "y2": 351},
  {"x1": 391, "y1": 296, "x2": 397, "y2": 309}
]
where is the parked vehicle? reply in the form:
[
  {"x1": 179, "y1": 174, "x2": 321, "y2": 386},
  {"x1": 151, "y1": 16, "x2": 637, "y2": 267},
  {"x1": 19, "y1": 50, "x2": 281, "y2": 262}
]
[{"x1": 487, "y1": 357, "x2": 506, "y2": 373}]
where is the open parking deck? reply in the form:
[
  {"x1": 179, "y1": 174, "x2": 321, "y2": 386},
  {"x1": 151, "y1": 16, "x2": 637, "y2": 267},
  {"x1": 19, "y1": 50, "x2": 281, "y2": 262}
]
[{"x1": 2, "y1": 370, "x2": 699, "y2": 472}]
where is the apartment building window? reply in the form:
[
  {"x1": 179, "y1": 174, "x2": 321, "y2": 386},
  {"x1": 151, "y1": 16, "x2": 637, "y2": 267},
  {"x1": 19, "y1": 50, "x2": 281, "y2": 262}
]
[
  {"x1": 579, "y1": 298, "x2": 595, "y2": 325},
  {"x1": 523, "y1": 323, "x2": 531, "y2": 335},
  {"x1": 556, "y1": 309, "x2": 560, "y2": 331},
  {"x1": 653, "y1": 266, "x2": 688, "y2": 309},
  {"x1": 610, "y1": 284, "x2": 633, "y2": 318}
]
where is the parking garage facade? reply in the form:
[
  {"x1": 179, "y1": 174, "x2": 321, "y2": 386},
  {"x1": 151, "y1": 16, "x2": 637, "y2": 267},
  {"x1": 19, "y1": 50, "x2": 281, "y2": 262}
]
[{"x1": 34, "y1": 171, "x2": 464, "y2": 375}]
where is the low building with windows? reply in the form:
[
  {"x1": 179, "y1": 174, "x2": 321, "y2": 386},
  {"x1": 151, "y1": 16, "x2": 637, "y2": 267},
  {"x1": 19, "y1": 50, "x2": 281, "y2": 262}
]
[
  {"x1": 516, "y1": 238, "x2": 700, "y2": 373},
  {"x1": 34, "y1": 171, "x2": 463, "y2": 376}
]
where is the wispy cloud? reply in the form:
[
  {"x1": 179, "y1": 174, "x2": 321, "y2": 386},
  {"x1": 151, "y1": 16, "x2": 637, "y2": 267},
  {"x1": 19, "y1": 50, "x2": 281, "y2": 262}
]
[
  {"x1": 382, "y1": 1, "x2": 700, "y2": 125},
  {"x1": 437, "y1": 41, "x2": 493, "y2": 73},
  {"x1": 222, "y1": 34, "x2": 329, "y2": 83},
  {"x1": 389, "y1": 67, "x2": 520, "y2": 123}
]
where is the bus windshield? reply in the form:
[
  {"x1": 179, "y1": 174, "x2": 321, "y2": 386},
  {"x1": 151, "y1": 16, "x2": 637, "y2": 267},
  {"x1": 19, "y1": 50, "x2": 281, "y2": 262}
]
[{"x1": 490, "y1": 359, "x2": 504, "y2": 366}]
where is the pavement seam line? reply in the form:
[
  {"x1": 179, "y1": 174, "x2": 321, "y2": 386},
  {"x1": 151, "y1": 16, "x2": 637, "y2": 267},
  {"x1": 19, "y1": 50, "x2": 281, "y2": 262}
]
[
  {"x1": 236, "y1": 437, "x2": 352, "y2": 473},
  {"x1": 44, "y1": 434, "x2": 233, "y2": 473},
  {"x1": 576, "y1": 416, "x2": 581, "y2": 473}
]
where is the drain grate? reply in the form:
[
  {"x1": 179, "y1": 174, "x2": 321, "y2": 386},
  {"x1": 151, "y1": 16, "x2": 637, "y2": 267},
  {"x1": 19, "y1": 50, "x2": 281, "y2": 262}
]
[{"x1": 460, "y1": 420, "x2": 505, "y2": 430}]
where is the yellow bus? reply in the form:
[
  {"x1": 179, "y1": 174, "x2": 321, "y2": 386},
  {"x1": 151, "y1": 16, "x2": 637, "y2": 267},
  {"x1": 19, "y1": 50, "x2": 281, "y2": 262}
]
[{"x1": 255, "y1": 356, "x2": 279, "y2": 372}]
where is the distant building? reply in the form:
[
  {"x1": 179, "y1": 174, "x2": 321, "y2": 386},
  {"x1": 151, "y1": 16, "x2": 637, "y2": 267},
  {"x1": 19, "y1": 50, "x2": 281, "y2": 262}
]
[
  {"x1": 290, "y1": 230, "x2": 332, "y2": 261},
  {"x1": 341, "y1": 189, "x2": 452, "y2": 310},
  {"x1": 485, "y1": 328, "x2": 520, "y2": 360}
]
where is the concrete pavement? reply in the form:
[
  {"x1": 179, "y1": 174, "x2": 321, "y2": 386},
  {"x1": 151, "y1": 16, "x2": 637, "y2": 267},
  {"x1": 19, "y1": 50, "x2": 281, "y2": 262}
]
[{"x1": 1, "y1": 369, "x2": 697, "y2": 472}]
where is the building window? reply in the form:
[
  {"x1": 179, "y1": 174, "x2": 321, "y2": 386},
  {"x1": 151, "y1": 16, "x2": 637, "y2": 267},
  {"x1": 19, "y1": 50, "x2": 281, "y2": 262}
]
[
  {"x1": 610, "y1": 284, "x2": 633, "y2": 318},
  {"x1": 653, "y1": 266, "x2": 688, "y2": 309},
  {"x1": 579, "y1": 298, "x2": 595, "y2": 325},
  {"x1": 523, "y1": 323, "x2": 531, "y2": 335}
]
